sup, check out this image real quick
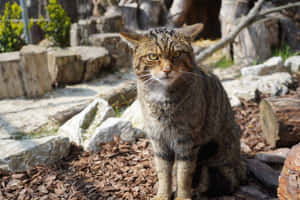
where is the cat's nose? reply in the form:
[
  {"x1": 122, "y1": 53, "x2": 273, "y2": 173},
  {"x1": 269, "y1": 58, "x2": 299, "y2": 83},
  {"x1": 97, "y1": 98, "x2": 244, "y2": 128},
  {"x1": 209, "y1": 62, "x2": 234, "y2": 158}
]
[{"x1": 163, "y1": 66, "x2": 171, "y2": 75}]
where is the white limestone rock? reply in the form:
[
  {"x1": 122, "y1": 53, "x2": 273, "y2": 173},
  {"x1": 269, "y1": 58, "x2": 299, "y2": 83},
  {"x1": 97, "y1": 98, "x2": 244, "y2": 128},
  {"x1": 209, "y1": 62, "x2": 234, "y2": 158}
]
[
  {"x1": 285, "y1": 56, "x2": 300, "y2": 73},
  {"x1": 0, "y1": 136, "x2": 70, "y2": 172},
  {"x1": 84, "y1": 117, "x2": 138, "y2": 152},
  {"x1": 240, "y1": 56, "x2": 288, "y2": 77},
  {"x1": 58, "y1": 98, "x2": 115, "y2": 146},
  {"x1": 223, "y1": 72, "x2": 293, "y2": 101}
]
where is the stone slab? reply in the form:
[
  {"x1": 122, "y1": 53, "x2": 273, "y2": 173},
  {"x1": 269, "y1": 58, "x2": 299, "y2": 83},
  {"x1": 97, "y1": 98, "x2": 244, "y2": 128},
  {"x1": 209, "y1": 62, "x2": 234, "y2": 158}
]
[{"x1": 0, "y1": 136, "x2": 70, "y2": 172}]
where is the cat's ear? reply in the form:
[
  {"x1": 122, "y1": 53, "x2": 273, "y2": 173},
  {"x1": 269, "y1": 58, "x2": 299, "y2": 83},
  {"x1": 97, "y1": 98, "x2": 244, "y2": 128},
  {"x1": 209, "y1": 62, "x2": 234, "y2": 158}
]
[
  {"x1": 120, "y1": 31, "x2": 143, "y2": 48},
  {"x1": 177, "y1": 23, "x2": 204, "y2": 40}
]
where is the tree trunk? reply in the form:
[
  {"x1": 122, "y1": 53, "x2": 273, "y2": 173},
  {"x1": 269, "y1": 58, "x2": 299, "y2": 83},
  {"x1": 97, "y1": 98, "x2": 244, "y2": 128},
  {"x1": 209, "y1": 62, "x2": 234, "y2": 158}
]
[
  {"x1": 259, "y1": 97, "x2": 300, "y2": 148},
  {"x1": 169, "y1": 0, "x2": 193, "y2": 27},
  {"x1": 219, "y1": 0, "x2": 236, "y2": 60},
  {"x1": 233, "y1": 20, "x2": 271, "y2": 65}
]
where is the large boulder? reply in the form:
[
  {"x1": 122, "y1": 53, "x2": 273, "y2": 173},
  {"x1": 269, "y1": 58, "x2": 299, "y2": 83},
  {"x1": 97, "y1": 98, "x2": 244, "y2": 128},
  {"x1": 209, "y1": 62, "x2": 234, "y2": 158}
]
[
  {"x1": 0, "y1": 136, "x2": 70, "y2": 172},
  {"x1": 69, "y1": 46, "x2": 111, "y2": 81},
  {"x1": 89, "y1": 33, "x2": 132, "y2": 69},
  {"x1": 84, "y1": 117, "x2": 139, "y2": 152},
  {"x1": 20, "y1": 45, "x2": 52, "y2": 98},
  {"x1": 58, "y1": 98, "x2": 115, "y2": 146},
  {"x1": 240, "y1": 57, "x2": 288, "y2": 77},
  {"x1": 0, "y1": 52, "x2": 24, "y2": 99}
]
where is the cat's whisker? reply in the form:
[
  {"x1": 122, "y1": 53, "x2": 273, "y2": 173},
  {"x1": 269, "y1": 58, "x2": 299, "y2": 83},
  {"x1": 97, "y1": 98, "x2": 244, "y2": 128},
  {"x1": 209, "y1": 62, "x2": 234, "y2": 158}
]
[
  {"x1": 143, "y1": 77, "x2": 155, "y2": 85},
  {"x1": 139, "y1": 74, "x2": 152, "y2": 78}
]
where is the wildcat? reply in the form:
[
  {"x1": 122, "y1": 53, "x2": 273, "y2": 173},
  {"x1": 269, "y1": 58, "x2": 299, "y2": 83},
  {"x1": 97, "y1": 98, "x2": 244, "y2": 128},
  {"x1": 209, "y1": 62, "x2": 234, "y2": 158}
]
[{"x1": 120, "y1": 24, "x2": 246, "y2": 200}]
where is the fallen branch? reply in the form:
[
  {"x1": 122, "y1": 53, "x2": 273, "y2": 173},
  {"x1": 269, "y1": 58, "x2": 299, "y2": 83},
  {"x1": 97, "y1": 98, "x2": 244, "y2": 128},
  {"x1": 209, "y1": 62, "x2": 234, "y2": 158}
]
[{"x1": 195, "y1": 0, "x2": 300, "y2": 63}]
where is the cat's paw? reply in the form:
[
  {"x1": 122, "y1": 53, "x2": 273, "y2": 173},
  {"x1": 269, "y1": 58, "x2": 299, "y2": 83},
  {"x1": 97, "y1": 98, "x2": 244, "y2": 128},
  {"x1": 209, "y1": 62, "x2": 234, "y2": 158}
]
[{"x1": 150, "y1": 196, "x2": 170, "y2": 200}]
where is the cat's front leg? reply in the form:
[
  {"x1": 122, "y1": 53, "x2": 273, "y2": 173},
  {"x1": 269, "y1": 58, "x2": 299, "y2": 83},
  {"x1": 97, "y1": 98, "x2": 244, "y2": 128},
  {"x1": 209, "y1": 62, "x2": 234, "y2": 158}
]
[
  {"x1": 151, "y1": 142, "x2": 174, "y2": 200},
  {"x1": 175, "y1": 159, "x2": 197, "y2": 200}
]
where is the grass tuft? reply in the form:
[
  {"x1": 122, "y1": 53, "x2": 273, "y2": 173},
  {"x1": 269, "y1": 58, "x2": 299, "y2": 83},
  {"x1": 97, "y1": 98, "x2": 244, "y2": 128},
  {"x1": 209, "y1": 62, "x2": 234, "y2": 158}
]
[
  {"x1": 273, "y1": 44, "x2": 296, "y2": 61},
  {"x1": 214, "y1": 57, "x2": 234, "y2": 69}
]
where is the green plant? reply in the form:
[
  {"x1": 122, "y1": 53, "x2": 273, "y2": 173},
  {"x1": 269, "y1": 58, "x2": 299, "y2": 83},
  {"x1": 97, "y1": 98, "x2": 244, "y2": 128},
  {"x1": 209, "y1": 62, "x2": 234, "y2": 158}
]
[
  {"x1": 38, "y1": 0, "x2": 71, "y2": 47},
  {"x1": 273, "y1": 44, "x2": 296, "y2": 61},
  {"x1": 0, "y1": 2, "x2": 25, "y2": 53},
  {"x1": 214, "y1": 57, "x2": 234, "y2": 69}
]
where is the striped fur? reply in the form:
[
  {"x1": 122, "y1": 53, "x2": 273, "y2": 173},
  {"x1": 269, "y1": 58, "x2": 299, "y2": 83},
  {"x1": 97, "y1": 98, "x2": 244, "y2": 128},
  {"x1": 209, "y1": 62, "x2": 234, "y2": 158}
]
[{"x1": 121, "y1": 25, "x2": 246, "y2": 200}]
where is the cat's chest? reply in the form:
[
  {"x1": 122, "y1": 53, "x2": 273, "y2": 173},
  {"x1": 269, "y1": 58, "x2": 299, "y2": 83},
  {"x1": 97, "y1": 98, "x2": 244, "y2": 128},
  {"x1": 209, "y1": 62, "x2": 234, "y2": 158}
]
[{"x1": 141, "y1": 94, "x2": 201, "y2": 129}]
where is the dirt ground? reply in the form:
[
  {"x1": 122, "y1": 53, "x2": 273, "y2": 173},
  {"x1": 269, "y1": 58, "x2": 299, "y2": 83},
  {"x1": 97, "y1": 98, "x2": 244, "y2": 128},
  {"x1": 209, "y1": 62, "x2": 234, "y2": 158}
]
[{"x1": 1, "y1": 75, "x2": 299, "y2": 200}]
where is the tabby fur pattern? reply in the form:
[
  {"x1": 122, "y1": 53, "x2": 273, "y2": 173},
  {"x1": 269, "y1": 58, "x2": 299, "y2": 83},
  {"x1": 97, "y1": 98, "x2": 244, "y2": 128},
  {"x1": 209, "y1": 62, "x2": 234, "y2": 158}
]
[{"x1": 120, "y1": 24, "x2": 246, "y2": 200}]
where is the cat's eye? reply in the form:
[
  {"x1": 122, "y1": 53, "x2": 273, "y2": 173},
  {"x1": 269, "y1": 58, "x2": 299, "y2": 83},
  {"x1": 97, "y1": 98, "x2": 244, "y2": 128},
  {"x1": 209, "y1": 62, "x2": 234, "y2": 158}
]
[
  {"x1": 148, "y1": 53, "x2": 159, "y2": 61},
  {"x1": 173, "y1": 51, "x2": 181, "y2": 58}
]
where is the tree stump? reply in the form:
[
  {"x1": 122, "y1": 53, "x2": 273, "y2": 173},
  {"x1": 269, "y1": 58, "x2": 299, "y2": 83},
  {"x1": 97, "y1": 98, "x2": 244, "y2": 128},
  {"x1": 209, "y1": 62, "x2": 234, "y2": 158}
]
[
  {"x1": 259, "y1": 97, "x2": 300, "y2": 148},
  {"x1": 278, "y1": 143, "x2": 300, "y2": 200}
]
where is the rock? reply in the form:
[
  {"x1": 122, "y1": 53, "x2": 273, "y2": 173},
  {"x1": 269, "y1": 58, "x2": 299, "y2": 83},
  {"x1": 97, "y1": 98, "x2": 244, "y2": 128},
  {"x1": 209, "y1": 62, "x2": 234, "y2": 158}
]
[
  {"x1": 213, "y1": 65, "x2": 242, "y2": 81},
  {"x1": 84, "y1": 117, "x2": 138, "y2": 152},
  {"x1": 240, "y1": 56, "x2": 287, "y2": 77},
  {"x1": 20, "y1": 45, "x2": 52, "y2": 98},
  {"x1": 246, "y1": 158, "x2": 280, "y2": 189},
  {"x1": 0, "y1": 72, "x2": 134, "y2": 139},
  {"x1": 285, "y1": 56, "x2": 300, "y2": 73},
  {"x1": 0, "y1": 136, "x2": 70, "y2": 172},
  {"x1": 69, "y1": 46, "x2": 111, "y2": 81},
  {"x1": 255, "y1": 148, "x2": 290, "y2": 164},
  {"x1": 58, "y1": 98, "x2": 115, "y2": 146},
  {"x1": 47, "y1": 48, "x2": 84, "y2": 85},
  {"x1": 0, "y1": 52, "x2": 24, "y2": 99},
  {"x1": 228, "y1": 95, "x2": 241, "y2": 107},
  {"x1": 278, "y1": 143, "x2": 300, "y2": 200},
  {"x1": 121, "y1": 99, "x2": 145, "y2": 136},
  {"x1": 89, "y1": 33, "x2": 132, "y2": 69},
  {"x1": 223, "y1": 72, "x2": 293, "y2": 101}
]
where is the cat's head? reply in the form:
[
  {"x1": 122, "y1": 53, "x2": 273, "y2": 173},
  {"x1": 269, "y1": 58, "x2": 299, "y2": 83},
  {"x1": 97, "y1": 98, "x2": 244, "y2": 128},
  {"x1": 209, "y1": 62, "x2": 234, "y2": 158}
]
[{"x1": 120, "y1": 24, "x2": 203, "y2": 87}]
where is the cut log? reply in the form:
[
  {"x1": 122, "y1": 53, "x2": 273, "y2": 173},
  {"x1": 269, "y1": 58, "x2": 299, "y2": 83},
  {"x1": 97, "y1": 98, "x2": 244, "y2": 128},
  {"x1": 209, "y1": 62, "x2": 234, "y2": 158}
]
[
  {"x1": 259, "y1": 96, "x2": 300, "y2": 148},
  {"x1": 278, "y1": 143, "x2": 300, "y2": 200}
]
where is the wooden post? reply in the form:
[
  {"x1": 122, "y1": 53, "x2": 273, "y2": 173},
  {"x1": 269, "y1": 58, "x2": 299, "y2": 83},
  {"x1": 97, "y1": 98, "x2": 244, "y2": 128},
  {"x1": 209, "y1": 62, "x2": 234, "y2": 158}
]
[{"x1": 19, "y1": 0, "x2": 31, "y2": 44}]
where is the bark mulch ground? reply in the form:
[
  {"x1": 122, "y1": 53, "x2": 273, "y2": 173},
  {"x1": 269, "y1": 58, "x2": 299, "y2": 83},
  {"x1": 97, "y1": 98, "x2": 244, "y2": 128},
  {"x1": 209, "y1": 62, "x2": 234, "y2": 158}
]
[{"x1": 1, "y1": 75, "x2": 299, "y2": 200}]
